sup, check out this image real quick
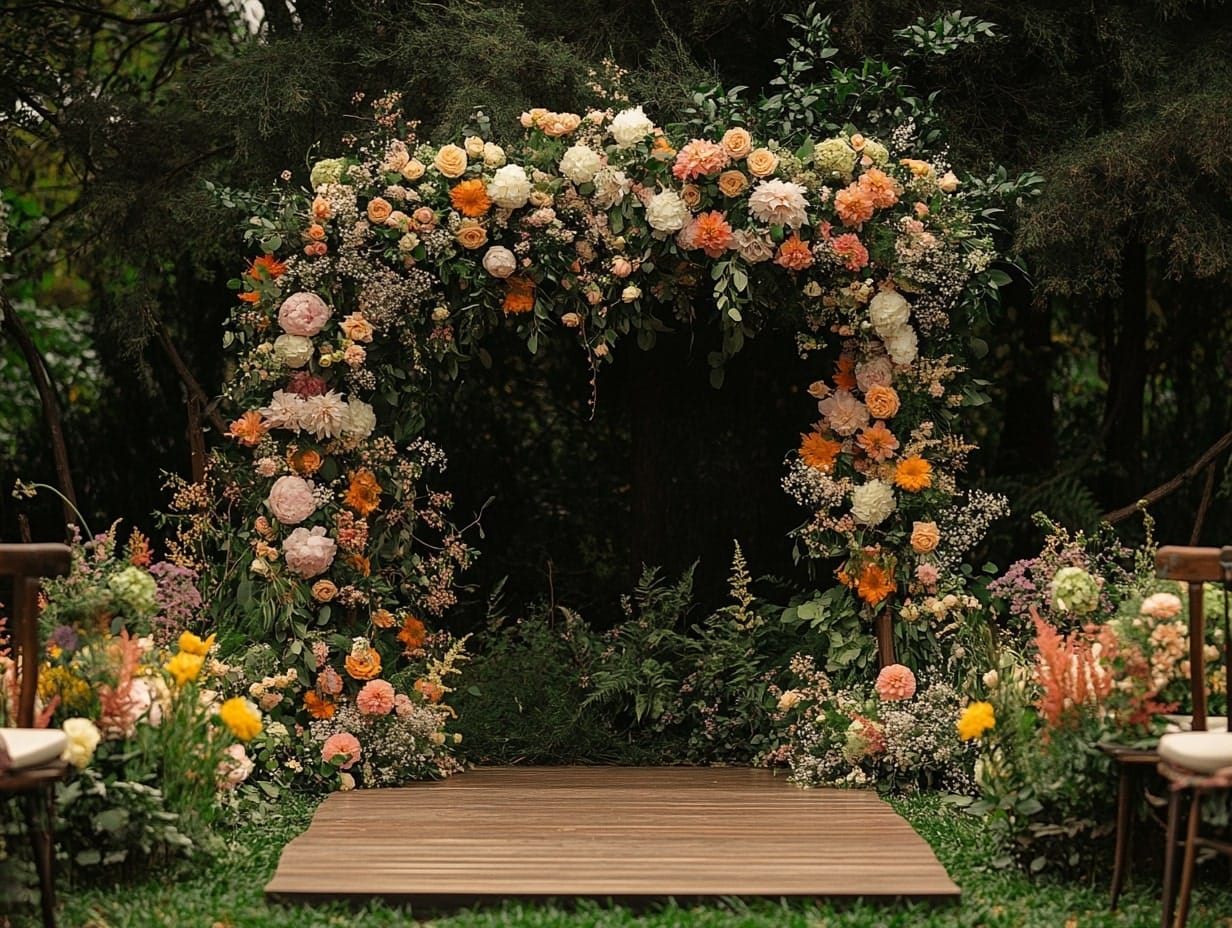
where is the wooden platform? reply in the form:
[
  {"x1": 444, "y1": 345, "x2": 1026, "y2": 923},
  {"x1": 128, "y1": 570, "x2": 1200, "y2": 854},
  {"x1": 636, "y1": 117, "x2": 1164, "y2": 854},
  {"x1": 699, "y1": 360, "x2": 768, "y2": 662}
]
[{"x1": 265, "y1": 766, "x2": 960, "y2": 909}]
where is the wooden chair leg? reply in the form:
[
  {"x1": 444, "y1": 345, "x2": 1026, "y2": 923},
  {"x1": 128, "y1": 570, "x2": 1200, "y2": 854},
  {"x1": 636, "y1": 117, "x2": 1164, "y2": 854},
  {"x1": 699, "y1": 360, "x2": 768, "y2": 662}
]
[
  {"x1": 22, "y1": 786, "x2": 58, "y2": 928},
  {"x1": 1173, "y1": 790, "x2": 1202, "y2": 928},
  {"x1": 1110, "y1": 762, "x2": 1134, "y2": 909},
  {"x1": 1162, "y1": 786, "x2": 1184, "y2": 928}
]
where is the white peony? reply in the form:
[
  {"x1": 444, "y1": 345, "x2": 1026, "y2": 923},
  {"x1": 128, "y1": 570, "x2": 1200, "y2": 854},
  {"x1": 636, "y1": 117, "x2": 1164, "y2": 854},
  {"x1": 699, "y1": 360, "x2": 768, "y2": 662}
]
[
  {"x1": 850, "y1": 480, "x2": 897, "y2": 526},
  {"x1": 609, "y1": 106, "x2": 655, "y2": 148},
  {"x1": 486, "y1": 164, "x2": 533, "y2": 210},
  {"x1": 342, "y1": 397, "x2": 376, "y2": 441},
  {"x1": 869, "y1": 290, "x2": 911, "y2": 338},
  {"x1": 273, "y1": 334, "x2": 314, "y2": 369},
  {"x1": 559, "y1": 144, "x2": 603, "y2": 185},
  {"x1": 481, "y1": 245, "x2": 517, "y2": 278},
  {"x1": 884, "y1": 326, "x2": 918, "y2": 365},
  {"x1": 644, "y1": 190, "x2": 691, "y2": 234},
  {"x1": 61, "y1": 718, "x2": 101, "y2": 770}
]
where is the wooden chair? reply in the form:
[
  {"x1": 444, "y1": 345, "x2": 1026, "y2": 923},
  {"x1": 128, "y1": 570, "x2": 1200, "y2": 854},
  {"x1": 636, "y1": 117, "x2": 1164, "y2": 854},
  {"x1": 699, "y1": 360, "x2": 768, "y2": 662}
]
[
  {"x1": 1, "y1": 542, "x2": 73, "y2": 928},
  {"x1": 1154, "y1": 544, "x2": 1232, "y2": 928}
]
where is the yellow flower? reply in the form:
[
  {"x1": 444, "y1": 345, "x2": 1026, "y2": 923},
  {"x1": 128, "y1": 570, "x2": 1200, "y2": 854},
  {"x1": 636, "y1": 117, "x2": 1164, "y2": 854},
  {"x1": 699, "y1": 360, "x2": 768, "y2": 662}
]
[
  {"x1": 178, "y1": 631, "x2": 216, "y2": 656},
  {"x1": 956, "y1": 701, "x2": 996, "y2": 741},
  {"x1": 219, "y1": 697, "x2": 263, "y2": 742},
  {"x1": 166, "y1": 651, "x2": 204, "y2": 687}
]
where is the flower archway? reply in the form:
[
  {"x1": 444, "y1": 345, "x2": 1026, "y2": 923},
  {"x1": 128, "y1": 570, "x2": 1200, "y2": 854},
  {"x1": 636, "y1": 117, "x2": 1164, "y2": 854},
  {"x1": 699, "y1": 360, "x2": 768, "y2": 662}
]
[{"x1": 169, "y1": 89, "x2": 1009, "y2": 784}]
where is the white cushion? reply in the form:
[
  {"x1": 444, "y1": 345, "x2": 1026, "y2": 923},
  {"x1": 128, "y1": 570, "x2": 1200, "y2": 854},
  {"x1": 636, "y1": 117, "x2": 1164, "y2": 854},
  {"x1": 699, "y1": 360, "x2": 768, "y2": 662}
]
[
  {"x1": 1162, "y1": 714, "x2": 1229, "y2": 733},
  {"x1": 0, "y1": 727, "x2": 67, "y2": 770},
  {"x1": 1159, "y1": 731, "x2": 1232, "y2": 775}
]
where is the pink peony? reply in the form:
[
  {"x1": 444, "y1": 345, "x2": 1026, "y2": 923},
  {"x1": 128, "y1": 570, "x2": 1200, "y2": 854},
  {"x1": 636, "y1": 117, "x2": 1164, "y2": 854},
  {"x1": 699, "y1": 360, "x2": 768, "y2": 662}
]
[
  {"x1": 1140, "y1": 592, "x2": 1183, "y2": 620},
  {"x1": 356, "y1": 679, "x2": 396, "y2": 715},
  {"x1": 278, "y1": 291, "x2": 332, "y2": 337},
  {"x1": 321, "y1": 731, "x2": 361, "y2": 770},
  {"x1": 817, "y1": 390, "x2": 870, "y2": 436},
  {"x1": 875, "y1": 664, "x2": 917, "y2": 701},
  {"x1": 282, "y1": 526, "x2": 336, "y2": 578},
  {"x1": 671, "y1": 139, "x2": 730, "y2": 181},
  {"x1": 267, "y1": 475, "x2": 316, "y2": 525},
  {"x1": 748, "y1": 179, "x2": 809, "y2": 229},
  {"x1": 855, "y1": 356, "x2": 894, "y2": 393}
]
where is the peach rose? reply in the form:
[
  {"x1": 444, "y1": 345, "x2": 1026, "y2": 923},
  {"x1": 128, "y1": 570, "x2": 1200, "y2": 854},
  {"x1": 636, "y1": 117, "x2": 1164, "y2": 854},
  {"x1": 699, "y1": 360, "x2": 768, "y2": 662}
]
[
  {"x1": 306, "y1": 223, "x2": 327, "y2": 241},
  {"x1": 401, "y1": 158, "x2": 426, "y2": 181},
  {"x1": 680, "y1": 184, "x2": 702, "y2": 209},
  {"x1": 864, "y1": 384, "x2": 901, "y2": 419},
  {"x1": 412, "y1": 206, "x2": 435, "y2": 228},
  {"x1": 721, "y1": 127, "x2": 753, "y2": 160},
  {"x1": 455, "y1": 221, "x2": 488, "y2": 250},
  {"x1": 746, "y1": 148, "x2": 779, "y2": 178},
  {"x1": 611, "y1": 257, "x2": 633, "y2": 278},
  {"x1": 339, "y1": 312, "x2": 374, "y2": 343},
  {"x1": 311, "y1": 580, "x2": 338, "y2": 602},
  {"x1": 717, "y1": 170, "x2": 748, "y2": 198},
  {"x1": 366, "y1": 197, "x2": 392, "y2": 224},
  {"x1": 434, "y1": 144, "x2": 468, "y2": 178},
  {"x1": 911, "y1": 521, "x2": 940, "y2": 554},
  {"x1": 311, "y1": 196, "x2": 333, "y2": 220}
]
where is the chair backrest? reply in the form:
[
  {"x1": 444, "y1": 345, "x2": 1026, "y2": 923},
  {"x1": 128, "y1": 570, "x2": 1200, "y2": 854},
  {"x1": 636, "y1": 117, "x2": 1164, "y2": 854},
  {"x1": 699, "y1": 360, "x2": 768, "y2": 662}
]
[
  {"x1": 1155, "y1": 545, "x2": 1232, "y2": 733},
  {"x1": 0, "y1": 544, "x2": 72, "y2": 728}
]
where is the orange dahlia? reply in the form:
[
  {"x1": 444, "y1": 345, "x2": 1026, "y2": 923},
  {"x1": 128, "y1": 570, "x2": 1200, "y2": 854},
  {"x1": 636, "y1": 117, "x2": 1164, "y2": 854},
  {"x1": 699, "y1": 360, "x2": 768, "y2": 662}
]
[
  {"x1": 449, "y1": 179, "x2": 493, "y2": 218},
  {"x1": 856, "y1": 421, "x2": 899, "y2": 462},
  {"x1": 227, "y1": 411, "x2": 268, "y2": 447},
  {"x1": 894, "y1": 456, "x2": 933, "y2": 492},
  {"x1": 800, "y1": 432, "x2": 842, "y2": 473},
  {"x1": 304, "y1": 691, "x2": 336, "y2": 720},
  {"x1": 344, "y1": 468, "x2": 382, "y2": 516},
  {"x1": 692, "y1": 210, "x2": 734, "y2": 258},
  {"x1": 398, "y1": 616, "x2": 427, "y2": 650}
]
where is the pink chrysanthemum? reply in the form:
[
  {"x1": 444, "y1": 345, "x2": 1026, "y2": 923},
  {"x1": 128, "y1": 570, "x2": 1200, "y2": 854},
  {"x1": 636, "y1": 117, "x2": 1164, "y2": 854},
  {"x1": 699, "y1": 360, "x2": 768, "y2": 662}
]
[{"x1": 875, "y1": 664, "x2": 917, "y2": 701}]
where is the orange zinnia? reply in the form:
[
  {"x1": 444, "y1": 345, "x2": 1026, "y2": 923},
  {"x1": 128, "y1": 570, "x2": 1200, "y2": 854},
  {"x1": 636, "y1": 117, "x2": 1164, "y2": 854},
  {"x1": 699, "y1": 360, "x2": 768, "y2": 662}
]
[
  {"x1": 800, "y1": 432, "x2": 842, "y2": 473},
  {"x1": 449, "y1": 179, "x2": 492, "y2": 218},
  {"x1": 344, "y1": 468, "x2": 382, "y2": 516},
  {"x1": 894, "y1": 456, "x2": 933, "y2": 492},
  {"x1": 227, "y1": 410, "x2": 268, "y2": 447},
  {"x1": 247, "y1": 254, "x2": 288, "y2": 280},
  {"x1": 834, "y1": 355, "x2": 857, "y2": 392},
  {"x1": 304, "y1": 690, "x2": 336, "y2": 719},
  {"x1": 856, "y1": 562, "x2": 896, "y2": 606},
  {"x1": 503, "y1": 277, "x2": 536, "y2": 314},
  {"x1": 345, "y1": 648, "x2": 382, "y2": 681},
  {"x1": 856, "y1": 421, "x2": 900, "y2": 462},
  {"x1": 398, "y1": 616, "x2": 427, "y2": 650}
]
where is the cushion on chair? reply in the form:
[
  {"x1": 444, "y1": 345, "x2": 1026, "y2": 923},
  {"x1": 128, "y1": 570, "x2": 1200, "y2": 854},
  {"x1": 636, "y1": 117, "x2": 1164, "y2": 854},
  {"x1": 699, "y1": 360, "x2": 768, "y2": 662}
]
[
  {"x1": 0, "y1": 727, "x2": 67, "y2": 770},
  {"x1": 1158, "y1": 731, "x2": 1232, "y2": 775}
]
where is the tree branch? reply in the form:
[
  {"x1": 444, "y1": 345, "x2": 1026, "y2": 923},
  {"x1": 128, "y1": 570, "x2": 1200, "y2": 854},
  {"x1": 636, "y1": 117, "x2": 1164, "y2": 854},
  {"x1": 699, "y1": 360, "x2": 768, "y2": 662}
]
[
  {"x1": 154, "y1": 322, "x2": 227, "y2": 436},
  {"x1": 21, "y1": 0, "x2": 215, "y2": 26},
  {"x1": 1103, "y1": 430, "x2": 1232, "y2": 524}
]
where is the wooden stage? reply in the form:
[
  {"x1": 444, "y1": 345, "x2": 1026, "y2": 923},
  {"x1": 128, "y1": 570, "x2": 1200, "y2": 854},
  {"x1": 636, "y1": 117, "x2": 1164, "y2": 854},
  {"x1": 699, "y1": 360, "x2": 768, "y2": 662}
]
[{"x1": 265, "y1": 766, "x2": 960, "y2": 909}]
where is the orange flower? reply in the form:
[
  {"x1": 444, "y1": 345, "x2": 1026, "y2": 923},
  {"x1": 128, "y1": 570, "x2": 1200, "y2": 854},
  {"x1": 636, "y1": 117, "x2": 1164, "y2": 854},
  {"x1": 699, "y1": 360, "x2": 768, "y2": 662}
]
[
  {"x1": 503, "y1": 277, "x2": 536, "y2": 314},
  {"x1": 834, "y1": 355, "x2": 857, "y2": 392},
  {"x1": 238, "y1": 290, "x2": 261, "y2": 303},
  {"x1": 895, "y1": 456, "x2": 934, "y2": 492},
  {"x1": 864, "y1": 384, "x2": 900, "y2": 420},
  {"x1": 834, "y1": 184, "x2": 875, "y2": 227},
  {"x1": 856, "y1": 168, "x2": 899, "y2": 209},
  {"x1": 372, "y1": 609, "x2": 396, "y2": 629},
  {"x1": 346, "y1": 553, "x2": 371, "y2": 577},
  {"x1": 415, "y1": 679, "x2": 444, "y2": 703},
  {"x1": 692, "y1": 211, "x2": 734, "y2": 259},
  {"x1": 774, "y1": 235, "x2": 813, "y2": 271},
  {"x1": 651, "y1": 135, "x2": 676, "y2": 159},
  {"x1": 449, "y1": 179, "x2": 493, "y2": 217},
  {"x1": 800, "y1": 432, "x2": 842, "y2": 472},
  {"x1": 856, "y1": 562, "x2": 896, "y2": 606},
  {"x1": 398, "y1": 616, "x2": 427, "y2": 650},
  {"x1": 856, "y1": 421, "x2": 899, "y2": 462},
  {"x1": 247, "y1": 254, "x2": 288, "y2": 280},
  {"x1": 345, "y1": 648, "x2": 382, "y2": 681},
  {"x1": 344, "y1": 468, "x2": 382, "y2": 516},
  {"x1": 306, "y1": 223, "x2": 327, "y2": 241},
  {"x1": 304, "y1": 691, "x2": 336, "y2": 719},
  {"x1": 288, "y1": 448, "x2": 322, "y2": 475},
  {"x1": 227, "y1": 411, "x2": 268, "y2": 447}
]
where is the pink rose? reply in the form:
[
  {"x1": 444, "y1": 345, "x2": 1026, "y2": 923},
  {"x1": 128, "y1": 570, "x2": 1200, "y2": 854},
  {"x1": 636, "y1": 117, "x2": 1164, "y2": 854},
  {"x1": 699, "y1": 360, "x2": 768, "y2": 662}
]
[
  {"x1": 267, "y1": 475, "x2": 316, "y2": 525},
  {"x1": 321, "y1": 732, "x2": 361, "y2": 770},
  {"x1": 855, "y1": 356, "x2": 894, "y2": 393},
  {"x1": 817, "y1": 390, "x2": 870, "y2": 436},
  {"x1": 356, "y1": 679, "x2": 396, "y2": 715},
  {"x1": 282, "y1": 525, "x2": 336, "y2": 578},
  {"x1": 875, "y1": 664, "x2": 917, "y2": 701},
  {"x1": 278, "y1": 292, "x2": 332, "y2": 337},
  {"x1": 1141, "y1": 592, "x2": 1183, "y2": 620}
]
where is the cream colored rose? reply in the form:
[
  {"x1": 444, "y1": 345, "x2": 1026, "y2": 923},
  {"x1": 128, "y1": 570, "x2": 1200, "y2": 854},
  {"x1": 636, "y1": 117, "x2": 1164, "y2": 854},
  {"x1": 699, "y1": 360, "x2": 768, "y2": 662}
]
[
  {"x1": 487, "y1": 164, "x2": 532, "y2": 209},
  {"x1": 464, "y1": 136, "x2": 485, "y2": 158},
  {"x1": 746, "y1": 148, "x2": 779, "y2": 178},
  {"x1": 938, "y1": 171, "x2": 960, "y2": 193},
  {"x1": 61, "y1": 718, "x2": 101, "y2": 770},
  {"x1": 455, "y1": 221, "x2": 488, "y2": 250},
  {"x1": 621, "y1": 285, "x2": 642, "y2": 303},
  {"x1": 482, "y1": 142, "x2": 506, "y2": 168},
  {"x1": 434, "y1": 144, "x2": 468, "y2": 178},
  {"x1": 481, "y1": 245, "x2": 517, "y2": 278},
  {"x1": 911, "y1": 521, "x2": 940, "y2": 554},
  {"x1": 401, "y1": 158, "x2": 426, "y2": 181},
  {"x1": 721, "y1": 127, "x2": 753, "y2": 160},
  {"x1": 559, "y1": 143, "x2": 602, "y2": 185},
  {"x1": 778, "y1": 690, "x2": 803, "y2": 711}
]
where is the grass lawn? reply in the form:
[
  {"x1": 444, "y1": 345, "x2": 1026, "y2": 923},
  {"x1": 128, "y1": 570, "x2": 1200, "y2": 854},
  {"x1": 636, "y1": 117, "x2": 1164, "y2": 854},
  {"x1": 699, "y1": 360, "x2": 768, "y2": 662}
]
[{"x1": 9, "y1": 787, "x2": 1232, "y2": 928}]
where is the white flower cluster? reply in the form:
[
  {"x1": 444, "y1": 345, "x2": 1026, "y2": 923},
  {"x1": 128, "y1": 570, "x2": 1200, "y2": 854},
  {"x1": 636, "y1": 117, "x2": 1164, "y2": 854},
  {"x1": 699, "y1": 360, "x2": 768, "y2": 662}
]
[
  {"x1": 934, "y1": 489, "x2": 1011, "y2": 568},
  {"x1": 781, "y1": 460, "x2": 848, "y2": 510},
  {"x1": 259, "y1": 391, "x2": 376, "y2": 441}
]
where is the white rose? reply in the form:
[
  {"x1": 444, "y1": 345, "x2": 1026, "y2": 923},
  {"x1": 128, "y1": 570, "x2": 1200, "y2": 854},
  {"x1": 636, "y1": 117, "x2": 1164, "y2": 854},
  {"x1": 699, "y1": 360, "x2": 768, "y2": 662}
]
[
  {"x1": 482, "y1": 142, "x2": 506, "y2": 168},
  {"x1": 559, "y1": 144, "x2": 603, "y2": 185},
  {"x1": 61, "y1": 718, "x2": 101, "y2": 770},
  {"x1": 273, "y1": 334, "x2": 314, "y2": 369},
  {"x1": 487, "y1": 164, "x2": 532, "y2": 210},
  {"x1": 644, "y1": 190, "x2": 691, "y2": 234},
  {"x1": 482, "y1": 246, "x2": 517, "y2": 279},
  {"x1": 850, "y1": 479, "x2": 896, "y2": 526},
  {"x1": 621, "y1": 285, "x2": 642, "y2": 303},
  {"x1": 342, "y1": 397, "x2": 376, "y2": 441},
  {"x1": 869, "y1": 290, "x2": 910, "y2": 338},
  {"x1": 884, "y1": 326, "x2": 918, "y2": 365},
  {"x1": 609, "y1": 106, "x2": 655, "y2": 148}
]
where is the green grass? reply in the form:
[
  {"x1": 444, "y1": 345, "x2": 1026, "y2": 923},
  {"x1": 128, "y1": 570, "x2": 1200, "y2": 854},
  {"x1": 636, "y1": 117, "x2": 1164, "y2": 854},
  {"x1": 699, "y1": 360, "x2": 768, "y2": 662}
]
[{"x1": 8, "y1": 790, "x2": 1232, "y2": 928}]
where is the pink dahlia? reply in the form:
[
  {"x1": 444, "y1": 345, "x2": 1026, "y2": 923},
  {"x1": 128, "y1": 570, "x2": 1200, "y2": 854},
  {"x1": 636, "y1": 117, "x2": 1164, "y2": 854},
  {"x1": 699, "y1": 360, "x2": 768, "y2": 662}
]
[
  {"x1": 875, "y1": 664, "x2": 917, "y2": 701},
  {"x1": 830, "y1": 233, "x2": 869, "y2": 272},
  {"x1": 321, "y1": 731, "x2": 361, "y2": 770},
  {"x1": 356, "y1": 678, "x2": 397, "y2": 715},
  {"x1": 1140, "y1": 592, "x2": 1183, "y2": 620},
  {"x1": 748, "y1": 179, "x2": 809, "y2": 229},
  {"x1": 671, "y1": 139, "x2": 730, "y2": 181}
]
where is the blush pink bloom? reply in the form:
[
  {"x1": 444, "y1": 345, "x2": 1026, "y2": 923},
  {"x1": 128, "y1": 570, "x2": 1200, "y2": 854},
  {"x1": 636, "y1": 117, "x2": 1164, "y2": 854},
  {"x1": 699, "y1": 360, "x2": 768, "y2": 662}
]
[
  {"x1": 748, "y1": 179, "x2": 809, "y2": 229},
  {"x1": 356, "y1": 679, "x2": 397, "y2": 715},
  {"x1": 855, "y1": 356, "x2": 894, "y2": 393},
  {"x1": 916, "y1": 563, "x2": 940, "y2": 586},
  {"x1": 831, "y1": 233, "x2": 869, "y2": 271},
  {"x1": 817, "y1": 390, "x2": 870, "y2": 436},
  {"x1": 318, "y1": 665, "x2": 343, "y2": 695},
  {"x1": 267, "y1": 475, "x2": 316, "y2": 525},
  {"x1": 282, "y1": 526, "x2": 336, "y2": 578},
  {"x1": 671, "y1": 139, "x2": 730, "y2": 181},
  {"x1": 321, "y1": 731, "x2": 361, "y2": 770},
  {"x1": 1140, "y1": 592, "x2": 1183, "y2": 620},
  {"x1": 876, "y1": 664, "x2": 917, "y2": 701},
  {"x1": 278, "y1": 291, "x2": 332, "y2": 337}
]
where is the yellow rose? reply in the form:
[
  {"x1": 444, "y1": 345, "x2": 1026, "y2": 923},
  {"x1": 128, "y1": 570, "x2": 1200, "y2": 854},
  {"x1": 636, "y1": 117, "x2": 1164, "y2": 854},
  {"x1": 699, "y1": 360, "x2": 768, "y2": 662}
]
[
  {"x1": 717, "y1": 170, "x2": 748, "y2": 198},
  {"x1": 401, "y1": 158, "x2": 426, "y2": 181},
  {"x1": 366, "y1": 197, "x2": 392, "y2": 224},
  {"x1": 910, "y1": 521, "x2": 940, "y2": 554},
  {"x1": 721, "y1": 127, "x2": 753, "y2": 160},
  {"x1": 455, "y1": 221, "x2": 488, "y2": 250},
  {"x1": 746, "y1": 148, "x2": 779, "y2": 178},
  {"x1": 434, "y1": 144, "x2": 468, "y2": 178}
]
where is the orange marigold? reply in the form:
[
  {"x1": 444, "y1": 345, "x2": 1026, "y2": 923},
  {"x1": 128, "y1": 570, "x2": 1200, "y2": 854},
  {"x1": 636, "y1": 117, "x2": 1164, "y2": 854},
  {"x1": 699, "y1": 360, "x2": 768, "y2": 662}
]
[
  {"x1": 247, "y1": 254, "x2": 288, "y2": 280},
  {"x1": 344, "y1": 648, "x2": 382, "y2": 681},
  {"x1": 894, "y1": 456, "x2": 933, "y2": 492},
  {"x1": 503, "y1": 277, "x2": 536, "y2": 314},
  {"x1": 799, "y1": 432, "x2": 842, "y2": 473},
  {"x1": 344, "y1": 468, "x2": 382, "y2": 516},
  {"x1": 449, "y1": 179, "x2": 493, "y2": 218},
  {"x1": 227, "y1": 411, "x2": 268, "y2": 447},
  {"x1": 398, "y1": 616, "x2": 427, "y2": 650},
  {"x1": 856, "y1": 421, "x2": 900, "y2": 462},
  {"x1": 304, "y1": 690, "x2": 336, "y2": 719},
  {"x1": 288, "y1": 448, "x2": 322, "y2": 475},
  {"x1": 856, "y1": 562, "x2": 896, "y2": 606}
]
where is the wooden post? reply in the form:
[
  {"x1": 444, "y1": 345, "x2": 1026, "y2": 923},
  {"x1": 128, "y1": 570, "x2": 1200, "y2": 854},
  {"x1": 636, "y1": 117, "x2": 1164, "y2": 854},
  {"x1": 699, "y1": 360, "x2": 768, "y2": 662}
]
[
  {"x1": 875, "y1": 608, "x2": 895, "y2": 667},
  {"x1": 1155, "y1": 545, "x2": 1227, "y2": 731}
]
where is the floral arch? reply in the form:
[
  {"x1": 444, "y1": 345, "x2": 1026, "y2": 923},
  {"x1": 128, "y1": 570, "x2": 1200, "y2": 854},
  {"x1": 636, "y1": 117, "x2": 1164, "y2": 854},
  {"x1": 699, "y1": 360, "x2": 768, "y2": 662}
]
[{"x1": 169, "y1": 90, "x2": 1011, "y2": 784}]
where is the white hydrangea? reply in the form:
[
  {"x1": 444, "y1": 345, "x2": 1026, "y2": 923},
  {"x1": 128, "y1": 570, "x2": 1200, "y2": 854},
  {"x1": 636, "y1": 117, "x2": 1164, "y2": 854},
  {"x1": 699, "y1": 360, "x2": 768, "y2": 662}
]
[
  {"x1": 559, "y1": 144, "x2": 603, "y2": 185},
  {"x1": 609, "y1": 106, "x2": 654, "y2": 148},
  {"x1": 869, "y1": 290, "x2": 910, "y2": 338},
  {"x1": 850, "y1": 479, "x2": 896, "y2": 526},
  {"x1": 644, "y1": 190, "x2": 691, "y2": 234},
  {"x1": 883, "y1": 326, "x2": 918, "y2": 365},
  {"x1": 342, "y1": 397, "x2": 376, "y2": 441},
  {"x1": 486, "y1": 164, "x2": 533, "y2": 210}
]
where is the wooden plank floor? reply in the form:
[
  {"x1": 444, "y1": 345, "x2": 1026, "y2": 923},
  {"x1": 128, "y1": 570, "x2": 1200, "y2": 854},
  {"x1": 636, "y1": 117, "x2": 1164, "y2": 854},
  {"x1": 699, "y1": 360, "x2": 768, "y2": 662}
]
[{"x1": 265, "y1": 766, "x2": 959, "y2": 909}]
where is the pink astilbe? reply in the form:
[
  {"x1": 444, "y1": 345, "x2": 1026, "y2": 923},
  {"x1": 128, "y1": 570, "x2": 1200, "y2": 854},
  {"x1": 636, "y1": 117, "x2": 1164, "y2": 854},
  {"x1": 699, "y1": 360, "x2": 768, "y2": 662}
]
[
  {"x1": 97, "y1": 629, "x2": 145, "y2": 738},
  {"x1": 1031, "y1": 607, "x2": 1113, "y2": 734}
]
